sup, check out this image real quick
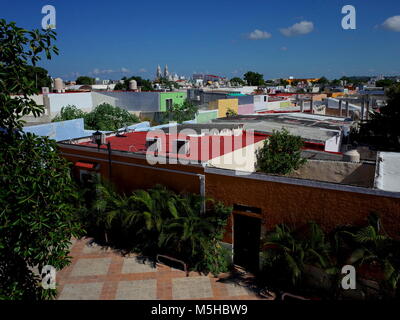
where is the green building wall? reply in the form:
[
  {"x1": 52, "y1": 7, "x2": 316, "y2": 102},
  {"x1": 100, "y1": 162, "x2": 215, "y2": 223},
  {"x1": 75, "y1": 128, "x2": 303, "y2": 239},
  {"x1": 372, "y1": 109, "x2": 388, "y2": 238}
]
[
  {"x1": 280, "y1": 101, "x2": 291, "y2": 108},
  {"x1": 159, "y1": 92, "x2": 187, "y2": 112},
  {"x1": 195, "y1": 110, "x2": 218, "y2": 123}
]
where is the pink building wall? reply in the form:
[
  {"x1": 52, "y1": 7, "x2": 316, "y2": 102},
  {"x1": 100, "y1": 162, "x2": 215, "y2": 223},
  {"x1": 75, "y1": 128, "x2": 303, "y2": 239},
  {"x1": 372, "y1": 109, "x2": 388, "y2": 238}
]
[{"x1": 238, "y1": 104, "x2": 254, "y2": 115}]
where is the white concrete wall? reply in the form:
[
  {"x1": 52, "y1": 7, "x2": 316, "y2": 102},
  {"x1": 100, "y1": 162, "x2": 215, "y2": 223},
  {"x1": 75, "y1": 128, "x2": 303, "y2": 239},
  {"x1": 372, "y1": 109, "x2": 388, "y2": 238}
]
[
  {"x1": 207, "y1": 139, "x2": 265, "y2": 173},
  {"x1": 215, "y1": 86, "x2": 258, "y2": 94},
  {"x1": 324, "y1": 132, "x2": 342, "y2": 153},
  {"x1": 375, "y1": 152, "x2": 400, "y2": 192},
  {"x1": 327, "y1": 98, "x2": 360, "y2": 111},
  {"x1": 253, "y1": 95, "x2": 269, "y2": 111},
  {"x1": 48, "y1": 92, "x2": 93, "y2": 118}
]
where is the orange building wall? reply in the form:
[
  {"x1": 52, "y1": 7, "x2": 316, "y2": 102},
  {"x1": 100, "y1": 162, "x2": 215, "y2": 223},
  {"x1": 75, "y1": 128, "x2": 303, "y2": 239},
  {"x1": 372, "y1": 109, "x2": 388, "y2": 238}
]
[
  {"x1": 59, "y1": 144, "x2": 400, "y2": 242},
  {"x1": 60, "y1": 145, "x2": 203, "y2": 195},
  {"x1": 205, "y1": 172, "x2": 400, "y2": 242}
]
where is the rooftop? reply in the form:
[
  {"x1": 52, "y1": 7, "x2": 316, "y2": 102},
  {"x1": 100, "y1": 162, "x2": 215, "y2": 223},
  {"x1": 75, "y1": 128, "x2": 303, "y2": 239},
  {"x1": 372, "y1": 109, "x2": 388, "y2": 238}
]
[
  {"x1": 78, "y1": 129, "x2": 266, "y2": 163},
  {"x1": 211, "y1": 113, "x2": 353, "y2": 148}
]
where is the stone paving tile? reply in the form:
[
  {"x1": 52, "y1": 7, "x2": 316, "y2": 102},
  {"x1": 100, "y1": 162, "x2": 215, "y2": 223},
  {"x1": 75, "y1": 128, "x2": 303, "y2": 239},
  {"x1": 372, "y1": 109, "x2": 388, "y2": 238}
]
[
  {"x1": 121, "y1": 257, "x2": 157, "y2": 274},
  {"x1": 115, "y1": 279, "x2": 157, "y2": 300},
  {"x1": 70, "y1": 257, "x2": 112, "y2": 277},
  {"x1": 172, "y1": 277, "x2": 213, "y2": 299},
  {"x1": 68, "y1": 238, "x2": 77, "y2": 251},
  {"x1": 57, "y1": 239, "x2": 264, "y2": 300},
  {"x1": 58, "y1": 282, "x2": 103, "y2": 300},
  {"x1": 225, "y1": 282, "x2": 251, "y2": 296},
  {"x1": 82, "y1": 242, "x2": 110, "y2": 254}
]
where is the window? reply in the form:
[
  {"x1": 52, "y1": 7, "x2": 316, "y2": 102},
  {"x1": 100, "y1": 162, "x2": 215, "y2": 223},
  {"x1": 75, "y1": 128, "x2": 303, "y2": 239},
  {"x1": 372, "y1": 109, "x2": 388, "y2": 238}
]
[
  {"x1": 166, "y1": 98, "x2": 173, "y2": 111},
  {"x1": 264, "y1": 96, "x2": 267, "y2": 102}
]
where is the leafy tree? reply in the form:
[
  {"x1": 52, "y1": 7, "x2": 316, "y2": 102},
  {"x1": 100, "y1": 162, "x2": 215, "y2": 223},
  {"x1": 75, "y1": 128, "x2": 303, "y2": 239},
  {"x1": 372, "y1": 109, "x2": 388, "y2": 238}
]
[
  {"x1": 291, "y1": 80, "x2": 299, "y2": 86},
  {"x1": 230, "y1": 77, "x2": 245, "y2": 86},
  {"x1": 316, "y1": 76, "x2": 329, "y2": 85},
  {"x1": 256, "y1": 129, "x2": 306, "y2": 175},
  {"x1": 244, "y1": 71, "x2": 265, "y2": 86},
  {"x1": 375, "y1": 79, "x2": 395, "y2": 88},
  {"x1": 341, "y1": 76, "x2": 369, "y2": 87},
  {"x1": 279, "y1": 79, "x2": 289, "y2": 86},
  {"x1": 52, "y1": 103, "x2": 139, "y2": 130},
  {"x1": 52, "y1": 105, "x2": 86, "y2": 122},
  {"x1": 225, "y1": 108, "x2": 238, "y2": 117},
  {"x1": 0, "y1": 133, "x2": 83, "y2": 300},
  {"x1": 25, "y1": 66, "x2": 52, "y2": 91},
  {"x1": 157, "y1": 77, "x2": 179, "y2": 90},
  {"x1": 0, "y1": 19, "x2": 59, "y2": 131},
  {"x1": 114, "y1": 82, "x2": 125, "y2": 90},
  {"x1": 76, "y1": 76, "x2": 95, "y2": 85},
  {"x1": 0, "y1": 19, "x2": 83, "y2": 300},
  {"x1": 164, "y1": 100, "x2": 198, "y2": 124},
  {"x1": 331, "y1": 79, "x2": 341, "y2": 86},
  {"x1": 356, "y1": 84, "x2": 400, "y2": 151},
  {"x1": 84, "y1": 103, "x2": 139, "y2": 131}
]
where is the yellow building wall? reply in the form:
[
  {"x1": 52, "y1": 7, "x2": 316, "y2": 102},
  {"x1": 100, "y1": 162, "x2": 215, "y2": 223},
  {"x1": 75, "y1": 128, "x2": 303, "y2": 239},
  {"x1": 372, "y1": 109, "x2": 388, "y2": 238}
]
[
  {"x1": 330, "y1": 92, "x2": 345, "y2": 98},
  {"x1": 215, "y1": 98, "x2": 239, "y2": 118},
  {"x1": 312, "y1": 94, "x2": 327, "y2": 101}
]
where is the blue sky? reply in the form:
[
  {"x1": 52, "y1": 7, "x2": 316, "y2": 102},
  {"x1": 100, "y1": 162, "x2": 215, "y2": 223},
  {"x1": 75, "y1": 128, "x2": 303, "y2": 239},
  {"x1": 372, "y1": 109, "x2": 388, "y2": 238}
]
[{"x1": 2, "y1": 0, "x2": 400, "y2": 80}]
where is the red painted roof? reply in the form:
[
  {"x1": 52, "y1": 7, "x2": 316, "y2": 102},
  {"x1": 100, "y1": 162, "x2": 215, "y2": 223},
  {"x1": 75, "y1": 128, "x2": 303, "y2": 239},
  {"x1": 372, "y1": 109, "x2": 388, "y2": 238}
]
[{"x1": 80, "y1": 131, "x2": 267, "y2": 162}]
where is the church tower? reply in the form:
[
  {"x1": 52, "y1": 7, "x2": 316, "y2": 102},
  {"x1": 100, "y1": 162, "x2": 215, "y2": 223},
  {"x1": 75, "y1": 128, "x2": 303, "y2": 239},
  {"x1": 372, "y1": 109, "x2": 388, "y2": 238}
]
[
  {"x1": 164, "y1": 64, "x2": 169, "y2": 79},
  {"x1": 156, "y1": 65, "x2": 162, "y2": 80}
]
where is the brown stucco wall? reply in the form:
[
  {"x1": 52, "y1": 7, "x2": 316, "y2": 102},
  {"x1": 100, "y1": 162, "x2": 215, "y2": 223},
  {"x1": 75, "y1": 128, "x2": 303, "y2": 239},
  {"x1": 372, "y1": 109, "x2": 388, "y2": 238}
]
[
  {"x1": 59, "y1": 144, "x2": 203, "y2": 195},
  {"x1": 287, "y1": 160, "x2": 376, "y2": 188},
  {"x1": 205, "y1": 172, "x2": 400, "y2": 242},
  {"x1": 58, "y1": 144, "x2": 400, "y2": 243}
]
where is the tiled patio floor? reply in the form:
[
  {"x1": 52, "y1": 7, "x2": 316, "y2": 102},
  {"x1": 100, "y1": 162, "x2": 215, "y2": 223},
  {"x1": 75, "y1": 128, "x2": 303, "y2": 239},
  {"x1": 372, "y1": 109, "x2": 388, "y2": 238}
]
[{"x1": 56, "y1": 238, "x2": 264, "y2": 300}]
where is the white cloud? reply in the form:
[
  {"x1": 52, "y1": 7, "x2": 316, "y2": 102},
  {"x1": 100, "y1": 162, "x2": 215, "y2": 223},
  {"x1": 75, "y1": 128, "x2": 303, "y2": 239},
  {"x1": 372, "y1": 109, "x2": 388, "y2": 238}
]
[
  {"x1": 280, "y1": 21, "x2": 314, "y2": 37},
  {"x1": 280, "y1": 46, "x2": 288, "y2": 51},
  {"x1": 247, "y1": 29, "x2": 272, "y2": 40},
  {"x1": 121, "y1": 67, "x2": 130, "y2": 73},
  {"x1": 92, "y1": 68, "x2": 115, "y2": 75},
  {"x1": 138, "y1": 68, "x2": 147, "y2": 73},
  {"x1": 382, "y1": 15, "x2": 400, "y2": 32}
]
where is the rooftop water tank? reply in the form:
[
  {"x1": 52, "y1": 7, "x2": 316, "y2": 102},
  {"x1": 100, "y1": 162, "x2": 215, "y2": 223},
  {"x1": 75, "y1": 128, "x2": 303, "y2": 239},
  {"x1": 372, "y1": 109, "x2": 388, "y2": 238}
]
[
  {"x1": 343, "y1": 149, "x2": 360, "y2": 163},
  {"x1": 54, "y1": 78, "x2": 64, "y2": 92},
  {"x1": 129, "y1": 79, "x2": 137, "y2": 91}
]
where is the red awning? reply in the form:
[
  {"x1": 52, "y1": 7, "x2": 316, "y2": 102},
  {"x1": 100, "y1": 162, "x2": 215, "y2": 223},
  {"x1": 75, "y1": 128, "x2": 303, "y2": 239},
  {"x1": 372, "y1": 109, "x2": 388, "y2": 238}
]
[{"x1": 75, "y1": 162, "x2": 95, "y2": 169}]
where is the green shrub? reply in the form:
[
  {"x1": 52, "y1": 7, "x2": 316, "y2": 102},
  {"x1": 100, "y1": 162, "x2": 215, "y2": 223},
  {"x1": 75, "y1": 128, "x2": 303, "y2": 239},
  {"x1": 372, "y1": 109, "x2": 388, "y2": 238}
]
[
  {"x1": 52, "y1": 105, "x2": 86, "y2": 122},
  {"x1": 260, "y1": 222, "x2": 333, "y2": 289},
  {"x1": 52, "y1": 103, "x2": 139, "y2": 131},
  {"x1": 80, "y1": 181, "x2": 232, "y2": 275},
  {"x1": 84, "y1": 103, "x2": 139, "y2": 131},
  {"x1": 260, "y1": 214, "x2": 400, "y2": 298},
  {"x1": 0, "y1": 132, "x2": 84, "y2": 300},
  {"x1": 256, "y1": 128, "x2": 306, "y2": 175}
]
